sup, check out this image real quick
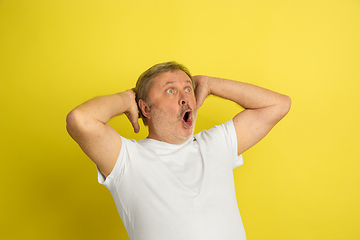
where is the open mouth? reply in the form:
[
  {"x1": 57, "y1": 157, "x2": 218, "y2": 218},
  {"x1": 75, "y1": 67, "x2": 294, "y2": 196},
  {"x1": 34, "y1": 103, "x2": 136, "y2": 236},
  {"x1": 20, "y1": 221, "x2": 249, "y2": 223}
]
[{"x1": 182, "y1": 110, "x2": 192, "y2": 127}]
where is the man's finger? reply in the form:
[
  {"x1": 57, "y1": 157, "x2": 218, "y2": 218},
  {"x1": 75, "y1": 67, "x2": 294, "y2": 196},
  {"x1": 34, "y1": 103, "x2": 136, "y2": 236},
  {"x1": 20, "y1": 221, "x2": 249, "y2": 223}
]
[{"x1": 132, "y1": 120, "x2": 140, "y2": 133}]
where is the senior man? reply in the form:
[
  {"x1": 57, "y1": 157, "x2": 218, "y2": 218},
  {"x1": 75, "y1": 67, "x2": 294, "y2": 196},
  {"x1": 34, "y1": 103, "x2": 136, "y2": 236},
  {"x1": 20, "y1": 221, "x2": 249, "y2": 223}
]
[{"x1": 66, "y1": 61, "x2": 291, "y2": 240}]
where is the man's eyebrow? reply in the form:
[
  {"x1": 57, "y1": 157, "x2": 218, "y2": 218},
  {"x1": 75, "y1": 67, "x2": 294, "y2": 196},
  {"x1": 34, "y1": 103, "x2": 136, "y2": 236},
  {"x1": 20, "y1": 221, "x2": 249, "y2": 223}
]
[{"x1": 185, "y1": 80, "x2": 192, "y2": 85}]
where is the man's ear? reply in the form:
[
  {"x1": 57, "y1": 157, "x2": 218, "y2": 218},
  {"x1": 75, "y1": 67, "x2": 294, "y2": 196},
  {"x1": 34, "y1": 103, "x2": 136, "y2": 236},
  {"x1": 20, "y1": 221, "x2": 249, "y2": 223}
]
[{"x1": 138, "y1": 99, "x2": 151, "y2": 119}]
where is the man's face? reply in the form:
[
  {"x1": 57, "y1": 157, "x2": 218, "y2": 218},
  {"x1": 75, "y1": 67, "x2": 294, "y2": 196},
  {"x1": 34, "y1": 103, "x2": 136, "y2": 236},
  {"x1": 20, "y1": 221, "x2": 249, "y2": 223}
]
[{"x1": 146, "y1": 70, "x2": 197, "y2": 144}]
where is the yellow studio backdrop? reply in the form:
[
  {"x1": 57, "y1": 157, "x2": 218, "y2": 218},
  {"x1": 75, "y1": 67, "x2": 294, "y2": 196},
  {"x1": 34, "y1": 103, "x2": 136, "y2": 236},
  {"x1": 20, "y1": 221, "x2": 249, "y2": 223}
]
[{"x1": 1, "y1": 0, "x2": 359, "y2": 239}]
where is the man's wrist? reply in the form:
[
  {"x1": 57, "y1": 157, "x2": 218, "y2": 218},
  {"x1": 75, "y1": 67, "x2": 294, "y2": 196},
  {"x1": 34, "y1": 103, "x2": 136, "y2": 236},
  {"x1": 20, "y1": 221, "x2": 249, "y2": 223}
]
[
  {"x1": 194, "y1": 75, "x2": 212, "y2": 95},
  {"x1": 115, "y1": 90, "x2": 135, "y2": 113}
]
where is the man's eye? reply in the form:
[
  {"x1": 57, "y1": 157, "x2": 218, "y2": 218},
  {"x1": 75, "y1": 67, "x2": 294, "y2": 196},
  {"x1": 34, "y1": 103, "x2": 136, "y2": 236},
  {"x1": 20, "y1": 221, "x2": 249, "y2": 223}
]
[
  {"x1": 185, "y1": 88, "x2": 191, "y2": 93},
  {"x1": 166, "y1": 89, "x2": 173, "y2": 94}
]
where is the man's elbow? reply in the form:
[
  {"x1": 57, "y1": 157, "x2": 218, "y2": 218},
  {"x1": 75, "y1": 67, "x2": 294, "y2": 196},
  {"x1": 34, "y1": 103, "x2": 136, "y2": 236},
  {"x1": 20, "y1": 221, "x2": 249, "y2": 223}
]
[
  {"x1": 277, "y1": 95, "x2": 292, "y2": 119},
  {"x1": 66, "y1": 109, "x2": 88, "y2": 138}
]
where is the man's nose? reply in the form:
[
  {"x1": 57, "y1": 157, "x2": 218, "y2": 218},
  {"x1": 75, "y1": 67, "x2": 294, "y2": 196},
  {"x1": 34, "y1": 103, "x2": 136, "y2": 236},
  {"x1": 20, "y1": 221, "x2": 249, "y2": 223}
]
[
  {"x1": 179, "y1": 90, "x2": 190, "y2": 106},
  {"x1": 179, "y1": 94, "x2": 188, "y2": 106},
  {"x1": 179, "y1": 99, "x2": 188, "y2": 106}
]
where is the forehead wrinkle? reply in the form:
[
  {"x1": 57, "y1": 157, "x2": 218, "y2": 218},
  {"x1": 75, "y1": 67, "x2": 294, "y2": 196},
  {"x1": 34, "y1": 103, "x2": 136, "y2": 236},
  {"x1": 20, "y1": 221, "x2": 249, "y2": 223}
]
[
  {"x1": 163, "y1": 81, "x2": 176, "y2": 87},
  {"x1": 163, "y1": 80, "x2": 193, "y2": 88}
]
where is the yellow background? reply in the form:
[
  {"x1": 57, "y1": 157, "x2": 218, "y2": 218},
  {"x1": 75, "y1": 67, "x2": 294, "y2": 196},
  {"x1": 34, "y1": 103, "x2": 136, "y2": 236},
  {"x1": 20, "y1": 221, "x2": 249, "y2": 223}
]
[{"x1": 1, "y1": 0, "x2": 359, "y2": 239}]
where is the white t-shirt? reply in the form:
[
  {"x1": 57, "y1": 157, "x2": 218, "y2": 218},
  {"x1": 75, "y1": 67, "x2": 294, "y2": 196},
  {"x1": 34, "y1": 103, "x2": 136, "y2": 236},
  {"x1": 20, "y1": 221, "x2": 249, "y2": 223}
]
[{"x1": 98, "y1": 120, "x2": 246, "y2": 240}]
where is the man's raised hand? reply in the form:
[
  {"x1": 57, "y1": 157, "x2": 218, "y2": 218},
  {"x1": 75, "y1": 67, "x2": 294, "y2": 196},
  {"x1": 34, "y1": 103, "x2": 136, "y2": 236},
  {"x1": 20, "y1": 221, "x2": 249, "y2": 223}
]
[
  {"x1": 124, "y1": 89, "x2": 140, "y2": 133},
  {"x1": 193, "y1": 75, "x2": 211, "y2": 110}
]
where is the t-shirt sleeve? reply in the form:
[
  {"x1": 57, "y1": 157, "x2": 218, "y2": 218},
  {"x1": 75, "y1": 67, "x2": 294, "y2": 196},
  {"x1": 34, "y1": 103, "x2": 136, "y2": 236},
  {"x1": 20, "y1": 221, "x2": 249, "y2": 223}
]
[
  {"x1": 96, "y1": 136, "x2": 132, "y2": 191},
  {"x1": 206, "y1": 119, "x2": 244, "y2": 169},
  {"x1": 225, "y1": 119, "x2": 243, "y2": 168}
]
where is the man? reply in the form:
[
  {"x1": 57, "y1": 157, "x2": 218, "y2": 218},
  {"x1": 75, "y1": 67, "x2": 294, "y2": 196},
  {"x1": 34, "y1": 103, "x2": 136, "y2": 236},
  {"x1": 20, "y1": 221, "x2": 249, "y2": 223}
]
[{"x1": 66, "y1": 61, "x2": 291, "y2": 240}]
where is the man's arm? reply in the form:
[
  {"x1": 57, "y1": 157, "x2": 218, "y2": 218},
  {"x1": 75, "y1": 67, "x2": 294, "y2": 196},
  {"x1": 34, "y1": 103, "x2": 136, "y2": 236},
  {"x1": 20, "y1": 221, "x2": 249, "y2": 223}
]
[
  {"x1": 194, "y1": 75, "x2": 291, "y2": 155},
  {"x1": 66, "y1": 90, "x2": 139, "y2": 177}
]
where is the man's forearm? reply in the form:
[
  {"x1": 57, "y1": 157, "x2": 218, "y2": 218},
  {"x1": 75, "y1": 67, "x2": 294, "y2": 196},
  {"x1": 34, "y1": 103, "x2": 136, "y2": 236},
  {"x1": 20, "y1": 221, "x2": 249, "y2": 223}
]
[
  {"x1": 68, "y1": 90, "x2": 135, "y2": 124},
  {"x1": 206, "y1": 76, "x2": 290, "y2": 110}
]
